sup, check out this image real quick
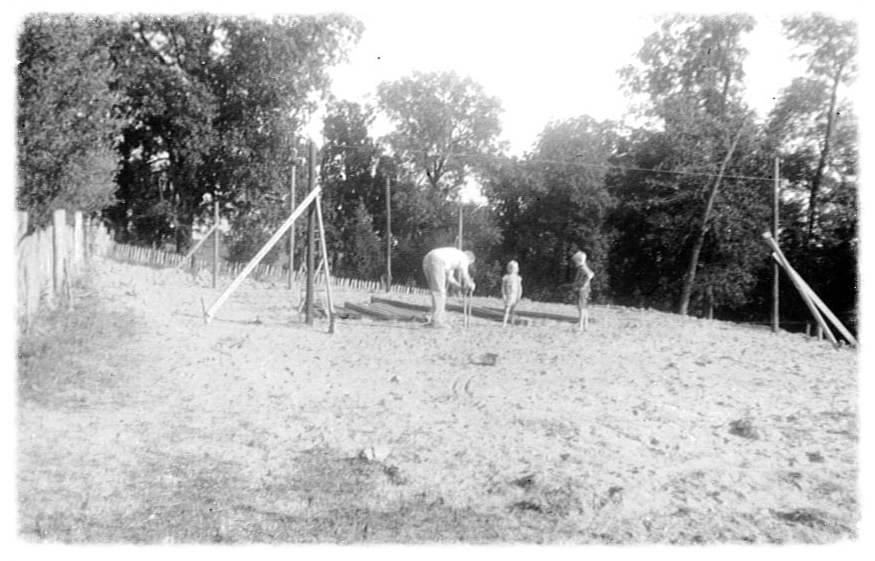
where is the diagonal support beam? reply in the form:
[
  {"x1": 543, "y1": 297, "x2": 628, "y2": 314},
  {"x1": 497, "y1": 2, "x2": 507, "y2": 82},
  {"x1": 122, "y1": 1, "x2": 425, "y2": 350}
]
[
  {"x1": 762, "y1": 232, "x2": 852, "y2": 347},
  {"x1": 763, "y1": 232, "x2": 856, "y2": 346},
  {"x1": 203, "y1": 187, "x2": 321, "y2": 323},
  {"x1": 176, "y1": 223, "x2": 218, "y2": 269}
]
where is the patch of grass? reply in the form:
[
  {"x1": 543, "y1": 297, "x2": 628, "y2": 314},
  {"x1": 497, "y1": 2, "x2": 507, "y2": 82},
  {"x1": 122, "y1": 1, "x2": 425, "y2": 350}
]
[{"x1": 17, "y1": 281, "x2": 144, "y2": 408}]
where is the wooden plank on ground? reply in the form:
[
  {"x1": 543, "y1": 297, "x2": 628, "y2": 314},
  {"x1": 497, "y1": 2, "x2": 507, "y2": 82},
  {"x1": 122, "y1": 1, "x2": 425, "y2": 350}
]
[
  {"x1": 344, "y1": 302, "x2": 411, "y2": 321},
  {"x1": 481, "y1": 306, "x2": 577, "y2": 323},
  {"x1": 371, "y1": 296, "x2": 529, "y2": 326},
  {"x1": 369, "y1": 302, "x2": 424, "y2": 321}
]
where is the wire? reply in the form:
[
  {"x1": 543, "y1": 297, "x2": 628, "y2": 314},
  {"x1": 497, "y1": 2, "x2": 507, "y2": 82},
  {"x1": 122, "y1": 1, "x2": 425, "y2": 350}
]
[{"x1": 322, "y1": 143, "x2": 778, "y2": 183}]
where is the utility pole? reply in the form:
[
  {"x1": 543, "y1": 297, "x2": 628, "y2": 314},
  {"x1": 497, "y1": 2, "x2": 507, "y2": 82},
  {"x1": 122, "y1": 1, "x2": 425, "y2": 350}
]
[
  {"x1": 212, "y1": 197, "x2": 219, "y2": 289},
  {"x1": 305, "y1": 141, "x2": 316, "y2": 325},
  {"x1": 385, "y1": 176, "x2": 392, "y2": 292},
  {"x1": 773, "y1": 156, "x2": 780, "y2": 334},
  {"x1": 288, "y1": 156, "x2": 296, "y2": 290},
  {"x1": 457, "y1": 203, "x2": 463, "y2": 250}
]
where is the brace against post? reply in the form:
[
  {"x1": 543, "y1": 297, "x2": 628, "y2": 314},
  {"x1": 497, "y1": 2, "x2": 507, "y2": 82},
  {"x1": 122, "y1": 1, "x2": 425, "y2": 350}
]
[{"x1": 203, "y1": 187, "x2": 321, "y2": 323}]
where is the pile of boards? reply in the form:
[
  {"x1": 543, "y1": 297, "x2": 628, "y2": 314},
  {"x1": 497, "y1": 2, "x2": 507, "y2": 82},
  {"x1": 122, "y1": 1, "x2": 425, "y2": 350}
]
[{"x1": 340, "y1": 297, "x2": 582, "y2": 326}]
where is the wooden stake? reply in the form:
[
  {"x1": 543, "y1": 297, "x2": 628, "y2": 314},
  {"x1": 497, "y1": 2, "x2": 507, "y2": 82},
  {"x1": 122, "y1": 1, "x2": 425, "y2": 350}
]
[{"x1": 203, "y1": 187, "x2": 321, "y2": 323}]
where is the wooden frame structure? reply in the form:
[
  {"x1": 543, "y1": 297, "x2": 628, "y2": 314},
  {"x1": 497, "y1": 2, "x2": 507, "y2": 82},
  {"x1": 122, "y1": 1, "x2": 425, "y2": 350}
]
[
  {"x1": 202, "y1": 186, "x2": 336, "y2": 332},
  {"x1": 762, "y1": 232, "x2": 856, "y2": 347}
]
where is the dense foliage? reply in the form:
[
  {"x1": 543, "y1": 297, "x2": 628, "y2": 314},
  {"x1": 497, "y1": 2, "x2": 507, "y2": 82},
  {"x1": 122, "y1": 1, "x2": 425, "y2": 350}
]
[{"x1": 16, "y1": 12, "x2": 857, "y2": 332}]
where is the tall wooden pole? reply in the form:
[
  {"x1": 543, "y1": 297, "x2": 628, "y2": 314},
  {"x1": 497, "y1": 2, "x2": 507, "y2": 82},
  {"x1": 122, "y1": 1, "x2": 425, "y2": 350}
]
[
  {"x1": 305, "y1": 141, "x2": 316, "y2": 325},
  {"x1": 458, "y1": 203, "x2": 463, "y2": 250},
  {"x1": 315, "y1": 196, "x2": 336, "y2": 334},
  {"x1": 772, "y1": 157, "x2": 780, "y2": 334},
  {"x1": 213, "y1": 198, "x2": 220, "y2": 289},
  {"x1": 385, "y1": 176, "x2": 392, "y2": 292},
  {"x1": 288, "y1": 159, "x2": 296, "y2": 289}
]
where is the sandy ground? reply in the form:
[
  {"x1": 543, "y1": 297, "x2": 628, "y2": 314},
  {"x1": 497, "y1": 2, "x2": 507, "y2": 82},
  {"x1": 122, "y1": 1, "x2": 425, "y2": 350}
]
[{"x1": 17, "y1": 257, "x2": 859, "y2": 544}]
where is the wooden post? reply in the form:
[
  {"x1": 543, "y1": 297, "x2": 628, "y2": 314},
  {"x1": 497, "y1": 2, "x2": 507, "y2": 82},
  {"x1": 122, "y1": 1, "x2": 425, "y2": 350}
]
[
  {"x1": 203, "y1": 187, "x2": 321, "y2": 323},
  {"x1": 385, "y1": 176, "x2": 392, "y2": 293},
  {"x1": 289, "y1": 159, "x2": 297, "y2": 290},
  {"x1": 315, "y1": 196, "x2": 336, "y2": 334},
  {"x1": 73, "y1": 211, "x2": 83, "y2": 271},
  {"x1": 17, "y1": 211, "x2": 28, "y2": 243},
  {"x1": 305, "y1": 141, "x2": 316, "y2": 325},
  {"x1": 458, "y1": 203, "x2": 463, "y2": 250},
  {"x1": 213, "y1": 198, "x2": 220, "y2": 288},
  {"x1": 52, "y1": 209, "x2": 66, "y2": 298},
  {"x1": 772, "y1": 157, "x2": 780, "y2": 334}
]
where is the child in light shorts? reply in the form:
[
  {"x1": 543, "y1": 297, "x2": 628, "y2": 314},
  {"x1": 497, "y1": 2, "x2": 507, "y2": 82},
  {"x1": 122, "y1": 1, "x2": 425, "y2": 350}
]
[
  {"x1": 571, "y1": 251, "x2": 595, "y2": 332},
  {"x1": 501, "y1": 260, "x2": 522, "y2": 327}
]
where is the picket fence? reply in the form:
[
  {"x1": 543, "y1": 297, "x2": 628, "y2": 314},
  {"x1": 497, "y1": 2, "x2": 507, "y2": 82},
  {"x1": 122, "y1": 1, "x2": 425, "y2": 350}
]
[
  {"x1": 16, "y1": 209, "x2": 113, "y2": 332},
  {"x1": 108, "y1": 241, "x2": 430, "y2": 296}
]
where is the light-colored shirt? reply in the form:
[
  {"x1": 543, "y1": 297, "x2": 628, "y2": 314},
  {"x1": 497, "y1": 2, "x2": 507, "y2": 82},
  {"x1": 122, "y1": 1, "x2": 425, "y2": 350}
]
[{"x1": 426, "y1": 247, "x2": 474, "y2": 287}]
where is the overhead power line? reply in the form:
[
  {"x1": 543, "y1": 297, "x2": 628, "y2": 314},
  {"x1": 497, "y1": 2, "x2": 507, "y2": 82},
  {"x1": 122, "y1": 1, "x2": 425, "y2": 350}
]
[{"x1": 322, "y1": 143, "x2": 777, "y2": 183}]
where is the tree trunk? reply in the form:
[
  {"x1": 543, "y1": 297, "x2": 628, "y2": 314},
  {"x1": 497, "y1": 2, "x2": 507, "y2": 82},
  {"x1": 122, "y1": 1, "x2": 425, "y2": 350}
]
[
  {"x1": 678, "y1": 126, "x2": 744, "y2": 316},
  {"x1": 807, "y1": 65, "x2": 844, "y2": 245}
]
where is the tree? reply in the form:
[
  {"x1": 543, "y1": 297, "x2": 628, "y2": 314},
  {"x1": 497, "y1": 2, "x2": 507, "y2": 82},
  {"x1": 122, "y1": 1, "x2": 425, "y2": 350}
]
[
  {"x1": 319, "y1": 100, "x2": 386, "y2": 277},
  {"x1": 484, "y1": 116, "x2": 617, "y2": 302},
  {"x1": 377, "y1": 71, "x2": 503, "y2": 202},
  {"x1": 105, "y1": 14, "x2": 363, "y2": 254},
  {"x1": 772, "y1": 13, "x2": 857, "y2": 244},
  {"x1": 619, "y1": 14, "x2": 764, "y2": 315},
  {"x1": 17, "y1": 15, "x2": 124, "y2": 229}
]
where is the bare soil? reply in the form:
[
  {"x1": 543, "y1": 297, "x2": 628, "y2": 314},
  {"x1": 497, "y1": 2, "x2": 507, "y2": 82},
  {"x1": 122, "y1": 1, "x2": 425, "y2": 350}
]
[{"x1": 16, "y1": 257, "x2": 859, "y2": 544}]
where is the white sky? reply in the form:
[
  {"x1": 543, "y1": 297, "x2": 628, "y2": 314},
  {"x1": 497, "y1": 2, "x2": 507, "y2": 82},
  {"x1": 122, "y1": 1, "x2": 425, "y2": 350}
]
[{"x1": 301, "y1": 1, "x2": 863, "y2": 156}]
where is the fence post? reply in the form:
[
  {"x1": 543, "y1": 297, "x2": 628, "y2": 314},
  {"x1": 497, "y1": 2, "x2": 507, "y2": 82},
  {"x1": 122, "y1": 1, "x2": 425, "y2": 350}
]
[
  {"x1": 52, "y1": 209, "x2": 66, "y2": 298},
  {"x1": 18, "y1": 211, "x2": 28, "y2": 242},
  {"x1": 73, "y1": 211, "x2": 83, "y2": 271}
]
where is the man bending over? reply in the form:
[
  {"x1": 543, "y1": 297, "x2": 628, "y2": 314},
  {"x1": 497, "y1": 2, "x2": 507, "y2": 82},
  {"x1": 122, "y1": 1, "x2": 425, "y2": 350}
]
[{"x1": 422, "y1": 247, "x2": 476, "y2": 327}]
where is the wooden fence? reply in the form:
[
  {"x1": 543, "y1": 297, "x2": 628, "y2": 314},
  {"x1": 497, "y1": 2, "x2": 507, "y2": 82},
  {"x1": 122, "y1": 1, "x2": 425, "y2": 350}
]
[
  {"x1": 16, "y1": 209, "x2": 113, "y2": 332},
  {"x1": 108, "y1": 241, "x2": 430, "y2": 296}
]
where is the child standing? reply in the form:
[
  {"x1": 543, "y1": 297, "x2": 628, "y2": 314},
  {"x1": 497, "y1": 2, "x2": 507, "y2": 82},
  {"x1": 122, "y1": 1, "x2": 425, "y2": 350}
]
[
  {"x1": 501, "y1": 260, "x2": 522, "y2": 327},
  {"x1": 571, "y1": 251, "x2": 595, "y2": 332}
]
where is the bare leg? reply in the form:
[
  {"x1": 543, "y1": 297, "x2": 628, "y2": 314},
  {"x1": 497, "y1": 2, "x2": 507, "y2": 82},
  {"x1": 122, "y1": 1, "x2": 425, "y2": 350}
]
[
  {"x1": 502, "y1": 306, "x2": 510, "y2": 327},
  {"x1": 423, "y1": 254, "x2": 448, "y2": 326},
  {"x1": 434, "y1": 288, "x2": 448, "y2": 325}
]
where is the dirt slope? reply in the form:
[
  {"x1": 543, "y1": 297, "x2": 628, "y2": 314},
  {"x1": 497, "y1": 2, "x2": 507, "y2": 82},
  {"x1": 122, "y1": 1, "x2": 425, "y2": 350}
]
[{"x1": 17, "y1": 257, "x2": 859, "y2": 544}]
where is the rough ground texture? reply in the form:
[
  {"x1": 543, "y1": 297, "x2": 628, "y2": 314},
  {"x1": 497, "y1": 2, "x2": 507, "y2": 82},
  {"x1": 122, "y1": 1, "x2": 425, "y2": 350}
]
[{"x1": 17, "y1": 258, "x2": 859, "y2": 544}]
